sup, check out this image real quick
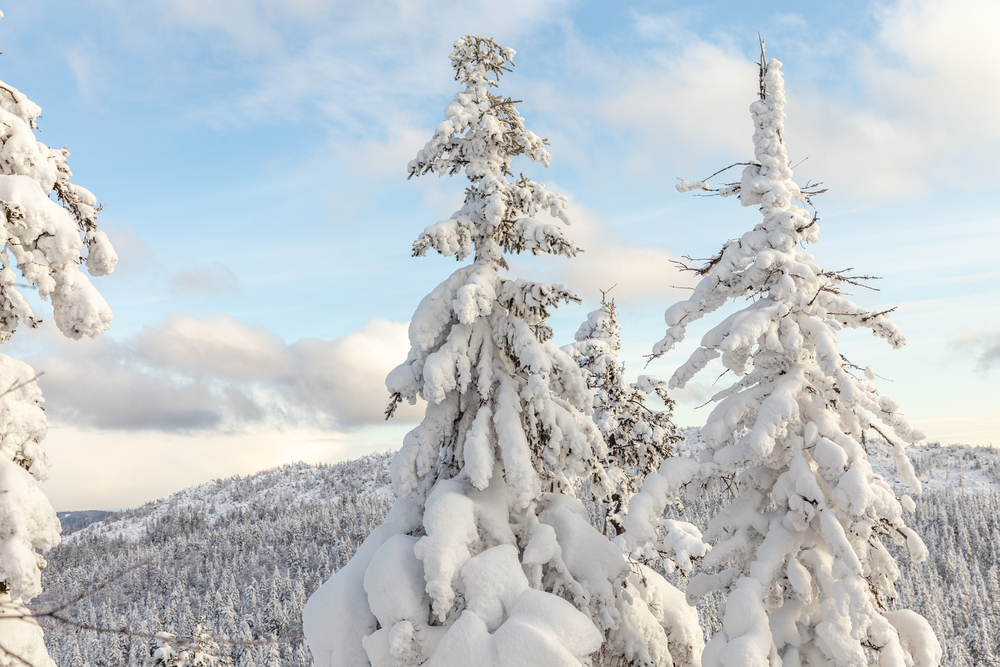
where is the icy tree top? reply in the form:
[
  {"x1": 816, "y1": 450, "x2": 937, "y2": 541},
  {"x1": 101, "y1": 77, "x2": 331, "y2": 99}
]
[
  {"x1": 408, "y1": 36, "x2": 576, "y2": 268},
  {"x1": 654, "y1": 61, "x2": 916, "y2": 460},
  {"x1": 660, "y1": 60, "x2": 904, "y2": 366},
  {"x1": 0, "y1": 80, "x2": 116, "y2": 342}
]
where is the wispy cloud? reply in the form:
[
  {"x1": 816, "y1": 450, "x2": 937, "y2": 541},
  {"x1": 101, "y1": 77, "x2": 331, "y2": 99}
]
[
  {"x1": 516, "y1": 203, "x2": 695, "y2": 305},
  {"x1": 170, "y1": 262, "x2": 242, "y2": 296}
]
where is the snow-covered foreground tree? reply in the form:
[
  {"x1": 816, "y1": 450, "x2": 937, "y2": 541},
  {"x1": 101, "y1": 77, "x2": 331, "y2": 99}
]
[
  {"x1": 563, "y1": 297, "x2": 681, "y2": 538},
  {"x1": 303, "y1": 36, "x2": 702, "y2": 667},
  {"x1": 0, "y1": 31, "x2": 117, "y2": 665},
  {"x1": 623, "y1": 49, "x2": 941, "y2": 666}
]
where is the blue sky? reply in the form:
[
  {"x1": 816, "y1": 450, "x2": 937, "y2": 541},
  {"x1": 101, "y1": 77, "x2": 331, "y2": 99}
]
[{"x1": 2, "y1": 0, "x2": 997, "y2": 509}]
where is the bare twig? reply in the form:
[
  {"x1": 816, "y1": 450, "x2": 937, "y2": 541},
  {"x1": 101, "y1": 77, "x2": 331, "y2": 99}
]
[
  {"x1": 0, "y1": 84, "x2": 18, "y2": 104},
  {"x1": 700, "y1": 162, "x2": 760, "y2": 183},
  {"x1": 0, "y1": 372, "x2": 43, "y2": 400},
  {"x1": 758, "y1": 32, "x2": 767, "y2": 100}
]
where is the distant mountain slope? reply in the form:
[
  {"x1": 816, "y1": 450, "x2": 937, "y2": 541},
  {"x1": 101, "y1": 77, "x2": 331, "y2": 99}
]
[
  {"x1": 36, "y1": 439, "x2": 1000, "y2": 666},
  {"x1": 66, "y1": 457, "x2": 394, "y2": 545},
  {"x1": 57, "y1": 510, "x2": 113, "y2": 534},
  {"x1": 38, "y1": 453, "x2": 395, "y2": 667}
]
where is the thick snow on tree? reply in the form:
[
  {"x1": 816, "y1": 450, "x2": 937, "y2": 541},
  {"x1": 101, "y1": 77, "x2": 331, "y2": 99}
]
[
  {"x1": 0, "y1": 84, "x2": 115, "y2": 341},
  {"x1": 0, "y1": 35, "x2": 117, "y2": 666},
  {"x1": 303, "y1": 36, "x2": 703, "y2": 667},
  {"x1": 624, "y1": 53, "x2": 941, "y2": 667},
  {"x1": 563, "y1": 297, "x2": 681, "y2": 538}
]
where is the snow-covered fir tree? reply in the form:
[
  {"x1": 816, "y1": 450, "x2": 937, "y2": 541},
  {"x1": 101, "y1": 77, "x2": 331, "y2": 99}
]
[
  {"x1": 148, "y1": 621, "x2": 224, "y2": 667},
  {"x1": 563, "y1": 295, "x2": 681, "y2": 537},
  {"x1": 623, "y1": 49, "x2": 941, "y2": 666},
  {"x1": 0, "y1": 22, "x2": 117, "y2": 665},
  {"x1": 303, "y1": 35, "x2": 703, "y2": 667}
]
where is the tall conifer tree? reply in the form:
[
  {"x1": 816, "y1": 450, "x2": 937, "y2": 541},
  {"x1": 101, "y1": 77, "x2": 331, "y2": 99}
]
[
  {"x1": 624, "y1": 47, "x2": 941, "y2": 667},
  {"x1": 304, "y1": 35, "x2": 703, "y2": 667}
]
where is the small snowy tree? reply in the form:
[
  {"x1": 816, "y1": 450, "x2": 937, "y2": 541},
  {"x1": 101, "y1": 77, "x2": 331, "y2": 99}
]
[
  {"x1": 563, "y1": 295, "x2": 681, "y2": 537},
  {"x1": 303, "y1": 36, "x2": 703, "y2": 667},
  {"x1": 0, "y1": 18, "x2": 117, "y2": 665},
  {"x1": 148, "y1": 622, "x2": 225, "y2": 667},
  {"x1": 623, "y1": 46, "x2": 942, "y2": 667}
]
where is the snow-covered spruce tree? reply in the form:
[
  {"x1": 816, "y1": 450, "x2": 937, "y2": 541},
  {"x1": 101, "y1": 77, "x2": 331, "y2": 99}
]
[
  {"x1": 0, "y1": 42, "x2": 117, "y2": 666},
  {"x1": 622, "y1": 50, "x2": 942, "y2": 667},
  {"x1": 562, "y1": 295, "x2": 681, "y2": 538},
  {"x1": 148, "y1": 621, "x2": 224, "y2": 667},
  {"x1": 303, "y1": 36, "x2": 702, "y2": 667}
]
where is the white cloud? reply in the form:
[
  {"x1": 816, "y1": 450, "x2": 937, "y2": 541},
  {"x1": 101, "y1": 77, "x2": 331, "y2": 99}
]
[
  {"x1": 873, "y1": 0, "x2": 1000, "y2": 132},
  {"x1": 140, "y1": 0, "x2": 572, "y2": 130},
  {"x1": 543, "y1": 204, "x2": 695, "y2": 304},
  {"x1": 770, "y1": 0, "x2": 1000, "y2": 198},
  {"x1": 20, "y1": 315, "x2": 423, "y2": 432},
  {"x1": 597, "y1": 38, "x2": 759, "y2": 166},
  {"x1": 66, "y1": 45, "x2": 103, "y2": 98},
  {"x1": 170, "y1": 262, "x2": 242, "y2": 295},
  {"x1": 529, "y1": 0, "x2": 1000, "y2": 201}
]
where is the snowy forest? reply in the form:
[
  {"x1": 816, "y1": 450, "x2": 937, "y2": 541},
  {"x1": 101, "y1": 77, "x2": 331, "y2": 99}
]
[
  {"x1": 0, "y1": 18, "x2": 994, "y2": 667},
  {"x1": 37, "y1": 441, "x2": 1000, "y2": 667}
]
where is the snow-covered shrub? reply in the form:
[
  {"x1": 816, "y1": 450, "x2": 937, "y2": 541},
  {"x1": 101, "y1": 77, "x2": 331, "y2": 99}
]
[
  {"x1": 563, "y1": 296, "x2": 681, "y2": 537},
  {"x1": 624, "y1": 50, "x2": 941, "y2": 667},
  {"x1": 303, "y1": 36, "x2": 703, "y2": 667},
  {"x1": 0, "y1": 27, "x2": 117, "y2": 665}
]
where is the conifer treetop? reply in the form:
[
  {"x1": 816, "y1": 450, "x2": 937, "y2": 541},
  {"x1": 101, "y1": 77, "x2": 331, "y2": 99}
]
[
  {"x1": 407, "y1": 35, "x2": 577, "y2": 268},
  {"x1": 653, "y1": 56, "x2": 920, "y2": 475}
]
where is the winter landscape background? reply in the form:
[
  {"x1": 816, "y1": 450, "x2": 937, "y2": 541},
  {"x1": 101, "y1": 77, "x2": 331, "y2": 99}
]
[
  {"x1": 0, "y1": 2, "x2": 998, "y2": 666},
  {"x1": 40, "y1": 439, "x2": 1000, "y2": 666}
]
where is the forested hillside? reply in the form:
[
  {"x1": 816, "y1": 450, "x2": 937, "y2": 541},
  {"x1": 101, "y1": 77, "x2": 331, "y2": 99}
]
[
  {"x1": 38, "y1": 455, "x2": 395, "y2": 667},
  {"x1": 37, "y1": 442, "x2": 1000, "y2": 666}
]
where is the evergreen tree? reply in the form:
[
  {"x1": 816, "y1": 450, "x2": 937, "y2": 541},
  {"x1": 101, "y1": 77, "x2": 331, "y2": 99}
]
[
  {"x1": 563, "y1": 295, "x2": 681, "y2": 537},
  {"x1": 149, "y1": 620, "x2": 225, "y2": 667},
  {"x1": 303, "y1": 35, "x2": 703, "y2": 667},
  {"x1": 624, "y1": 46, "x2": 941, "y2": 666},
  {"x1": 0, "y1": 15, "x2": 117, "y2": 665}
]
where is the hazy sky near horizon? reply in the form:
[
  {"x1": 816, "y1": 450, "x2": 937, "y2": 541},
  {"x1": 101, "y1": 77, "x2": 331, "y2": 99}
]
[{"x1": 1, "y1": 0, "x2": 998, "y2": 510}]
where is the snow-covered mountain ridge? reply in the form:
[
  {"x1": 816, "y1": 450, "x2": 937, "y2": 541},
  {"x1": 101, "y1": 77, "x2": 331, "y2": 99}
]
[
  {"x1": 64, "y1": 432, "x2": 1000, "y2": 546},
  {"x1": 65, "y1": 453, "x2": 394, "y2": 544}
]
